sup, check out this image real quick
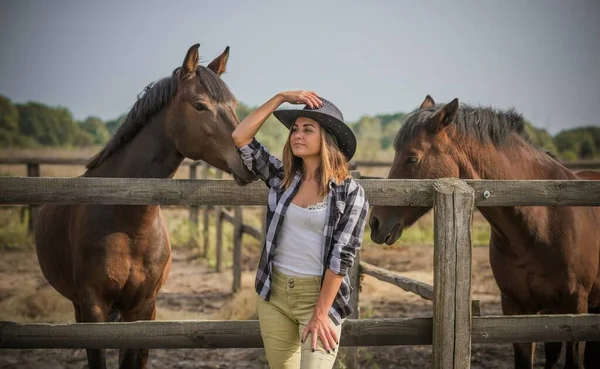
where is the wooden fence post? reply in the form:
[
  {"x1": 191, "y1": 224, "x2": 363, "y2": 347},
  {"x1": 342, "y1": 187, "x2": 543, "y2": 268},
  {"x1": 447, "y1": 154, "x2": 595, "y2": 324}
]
[
  {"x1": 188, "y1": 163, "x2": 199, "y2": 249},
  {"x1": 232, "y1": 206, "x2": 243, "y2": 293},
  {"x1": 202, "y1": 163, "x2": 210, "y2": 257},
  {"x1": 432, "y1": 178, "x2": 474, "y2": 369},
  {"x1": 27, "y1": 163, "x2": 40, "y2": 233},
  {"x1": 215, "y1": 170, "x2": 223, "y2": 272}
]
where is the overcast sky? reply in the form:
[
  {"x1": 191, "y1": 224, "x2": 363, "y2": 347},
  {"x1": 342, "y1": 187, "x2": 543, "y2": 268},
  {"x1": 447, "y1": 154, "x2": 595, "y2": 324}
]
[{"x1": 1, "y1": 0, "x2": 599, "y2": 134}]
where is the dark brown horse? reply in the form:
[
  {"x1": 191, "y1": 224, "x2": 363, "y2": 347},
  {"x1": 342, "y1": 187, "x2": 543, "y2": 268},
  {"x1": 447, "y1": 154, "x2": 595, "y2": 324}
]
[
  {"x1": 369, "y1": 95, "x2": 600, "y2": 369},
  {"x1": 34, "y1": 43, "x2": 256, "y2": 369}
]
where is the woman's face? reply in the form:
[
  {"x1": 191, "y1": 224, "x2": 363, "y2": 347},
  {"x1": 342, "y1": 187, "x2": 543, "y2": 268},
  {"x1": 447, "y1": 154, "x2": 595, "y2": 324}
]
[{"x1": 290, "y1": 117, "x2": 322, "y2": 158}]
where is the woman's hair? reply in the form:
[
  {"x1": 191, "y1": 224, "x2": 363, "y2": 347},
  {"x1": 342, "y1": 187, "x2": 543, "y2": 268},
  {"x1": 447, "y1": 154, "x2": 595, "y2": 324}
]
[{"x1": 281, "y1": 122, "x2": 350, "y2": 196}]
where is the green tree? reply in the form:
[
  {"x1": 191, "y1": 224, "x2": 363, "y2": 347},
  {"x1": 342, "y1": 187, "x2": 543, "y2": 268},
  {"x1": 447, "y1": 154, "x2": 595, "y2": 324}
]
[
  {"x1": 354, "y1": 115, "x2": 383, "y2": 160},
  {"x1": 524, "y1": 121, "x2": 557, "y2": 154},
  {"x1": 236, "y1": 102, "x2": 252, "y2": 121},
  {"x1": 105, "y1": 113, "x2": 126, "y2": 135},
  {"x1": 0, "y1": 95, "x2": 19, "y2": 132},
  {"x1": 16, "y1": 102, "x2": 81, "y2": 146},
  {"x1": 555, "y1": 127, "x2": 600, "y2": 160},
  {"x1": 81, "y1": 116, "x2": 110, "y2": 145}
]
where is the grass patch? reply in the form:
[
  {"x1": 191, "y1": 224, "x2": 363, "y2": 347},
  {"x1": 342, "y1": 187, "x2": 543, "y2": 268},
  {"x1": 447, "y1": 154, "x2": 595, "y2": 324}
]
[
  {"x1": 0, "y1": 287, "x2": 74, "y2": 323},
  {"x1": 0, "y1": 208, "x2": 34, "y2": 251},
  {"x1": 162, "y1": 206, "x2": 262, "y2": 269}
]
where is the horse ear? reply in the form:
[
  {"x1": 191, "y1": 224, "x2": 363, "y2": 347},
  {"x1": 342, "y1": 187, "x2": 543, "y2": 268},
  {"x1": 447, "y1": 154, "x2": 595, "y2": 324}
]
[
  {"x1": 181, "y1": 43, "x2": 200, "y2": 78},
  {"x1": 207, "y1": 46, "x2": 230, "y2": 76},
  {"x1": 432, "y1": 98, "x2": 459, "y2": 129},
  {"x1": 419, "y1": 95, "x2": 435, "y2": 109}
]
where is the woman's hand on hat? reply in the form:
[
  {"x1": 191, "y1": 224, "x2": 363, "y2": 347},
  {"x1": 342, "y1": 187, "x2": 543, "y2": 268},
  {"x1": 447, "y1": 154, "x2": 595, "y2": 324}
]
[{"x1": 278, "y1": 90, "x2": 323, "y2": 109}]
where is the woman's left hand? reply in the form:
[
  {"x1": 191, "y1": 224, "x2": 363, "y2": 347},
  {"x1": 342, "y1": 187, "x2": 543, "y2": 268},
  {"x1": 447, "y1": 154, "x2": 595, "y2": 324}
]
[{"x1": 301, "y1": 312, "x2": 338, "y2": 353}]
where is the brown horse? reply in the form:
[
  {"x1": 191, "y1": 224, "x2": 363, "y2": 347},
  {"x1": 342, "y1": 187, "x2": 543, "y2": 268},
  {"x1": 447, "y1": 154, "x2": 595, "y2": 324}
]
[
  {"x1": 34, "y1": 43, "x2": 256, "y2": 369},
  {"x1": 368, "y1": 95, "x2": 600, "y2": 369}
]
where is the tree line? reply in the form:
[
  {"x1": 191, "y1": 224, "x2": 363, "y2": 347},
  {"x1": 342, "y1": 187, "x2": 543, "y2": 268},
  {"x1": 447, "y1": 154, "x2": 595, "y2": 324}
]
[{"x1": 1, "y1": 94, "x2": 598, "y2": 161}]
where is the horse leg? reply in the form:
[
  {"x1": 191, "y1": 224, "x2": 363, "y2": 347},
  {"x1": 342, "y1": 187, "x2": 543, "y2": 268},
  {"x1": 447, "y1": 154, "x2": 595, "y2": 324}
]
[
  {"x1": 534, "y1": 309, "x2": 563, "y2": 369},
  {"x1": 562, "y1": 291, "x2": 587, "y2": 369},
  {"x1": 71, "y1": 303, "x2": 85, "y2": 357},
  {"x1": 79, "y1": 292, "x2": 110, "y2": 369},
  {"x1": 543, "y1": 342, "x2": 562, "y2": 369},
  {"x1": 73, "y1": 302, "x2": 81, "y2": 322},
  {"x1": 584, "y1": 306, "x2": 600, "y2": 368},
  {"x1": 118, "y1": 299, "x2": 156, "y2": 369},
  {"x1": 501, "y1": 293, "x2": 535, "y2": 369}
]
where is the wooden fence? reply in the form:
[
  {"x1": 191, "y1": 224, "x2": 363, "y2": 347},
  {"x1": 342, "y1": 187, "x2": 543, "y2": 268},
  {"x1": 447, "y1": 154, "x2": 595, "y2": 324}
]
[
  {"x1": 351, "y1": 159, "x2": 600, "y2": 170},
  {"x1": 0, "y1": 158, "x2": 265, "y2": 286},
  {"x1": 1, "y1": 175, "x2": 600, "y2": 368}
]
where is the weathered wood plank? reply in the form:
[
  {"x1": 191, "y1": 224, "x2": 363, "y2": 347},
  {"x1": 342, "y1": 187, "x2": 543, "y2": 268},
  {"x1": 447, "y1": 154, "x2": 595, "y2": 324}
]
[
  {"x1": 0, "y1": 157, "x2": 200, "y2": 166},
  {"x1": 432, "y1": 179, "x2": 458, "y2": 369},
  {"x1": 432, "y1": 179, "x2": 474, "y2": 369},
  {"x1": 2, "y1": 315, "x2": 599, "y2": 349},
  {"x1": 26, "y1": 163, "x2": 40, "y2": 233},
  {"x1": 201, "y1": 163, "x2": 210, "y2": 257},
  {"x1": 232, "y1": 207, "x2": 242, "y2": 293},
  {"x1": 473, "y1": 314, "x2": 600, "y2": 344},
  {"x1": 188, "y1": 163, "x2": 199, "y2": 249},
  {"x1": 360, "y1": 261, "x2": 434, "y2": 301},
  {"x1": 220, "y1": 209, "x2": 261, "y2": 241},
  {"x1": 1, "y1": 157, "x2": 598, "y2": 170},
  {"x1": 215, "y1": 172, "x2": 223, "y2": 273},
  {"x1": 467, "y1": 179, "x2": 600, "y2": 206},
  {"x1": 352, "y1": 159, "x2": 600, "y2": 171},
  {"x1": 452, "y1": 180, "x2": 475, "y2": 368},
  {"x1": 241, "y1": 224, "x2": 262, "y2": 241},
  {"x1": 2, "y1": 178, "x2": 599, "y2": 206}
]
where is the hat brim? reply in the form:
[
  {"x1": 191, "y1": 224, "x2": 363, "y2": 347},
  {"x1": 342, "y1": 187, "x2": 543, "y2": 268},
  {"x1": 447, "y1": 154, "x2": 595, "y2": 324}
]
[{"x1": 273, "y1": 109, "x2": 357, "y2": 161}]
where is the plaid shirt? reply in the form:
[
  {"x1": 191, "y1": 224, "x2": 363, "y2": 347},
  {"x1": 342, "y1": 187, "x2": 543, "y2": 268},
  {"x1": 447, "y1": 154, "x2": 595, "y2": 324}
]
[{"x1": 237, "y1": 138, "x2": 369, "y2": 325}]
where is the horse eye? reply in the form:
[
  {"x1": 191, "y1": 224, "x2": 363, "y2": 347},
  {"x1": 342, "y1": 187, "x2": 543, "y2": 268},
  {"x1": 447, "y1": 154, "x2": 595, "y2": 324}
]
[
  {"x1": 192, "y1": 102, "x2": 208, "y2": 111},
  {"x1": 406, "y1": 156, "x2": 419, "y2": 164}
]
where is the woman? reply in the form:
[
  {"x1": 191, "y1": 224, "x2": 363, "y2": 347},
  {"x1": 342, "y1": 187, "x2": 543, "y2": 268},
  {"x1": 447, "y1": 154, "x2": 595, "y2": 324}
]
[{"x1": 232, "y1": 91, "x2": 369, "y2": 369}]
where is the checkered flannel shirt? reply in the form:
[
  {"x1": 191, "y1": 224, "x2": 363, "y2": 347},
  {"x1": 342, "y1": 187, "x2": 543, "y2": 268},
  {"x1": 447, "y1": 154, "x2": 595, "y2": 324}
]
[{"x1": 237, "y1": 138, "x2": 369, "y2": 325}]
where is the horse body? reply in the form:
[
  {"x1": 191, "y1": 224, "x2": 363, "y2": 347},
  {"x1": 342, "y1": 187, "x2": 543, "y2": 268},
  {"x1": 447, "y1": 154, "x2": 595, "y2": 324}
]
[
  {"x1": 369, "y1": 95, "x2": 600, "y2": 368},
  {"x1": 34, "y1": 44, "x2": 256, "y2": 369}
]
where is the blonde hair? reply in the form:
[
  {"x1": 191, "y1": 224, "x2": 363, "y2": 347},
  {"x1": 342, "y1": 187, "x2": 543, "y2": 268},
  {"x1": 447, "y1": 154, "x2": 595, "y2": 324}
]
[{"x1": 282, "y1": 124, "x2": 350, "y2": 196}]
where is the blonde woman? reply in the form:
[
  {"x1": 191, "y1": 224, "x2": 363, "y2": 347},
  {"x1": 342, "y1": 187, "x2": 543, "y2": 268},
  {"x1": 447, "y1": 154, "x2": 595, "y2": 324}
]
[{"x1": 232, "y1": 91, "x2": 369, "y2": 369}]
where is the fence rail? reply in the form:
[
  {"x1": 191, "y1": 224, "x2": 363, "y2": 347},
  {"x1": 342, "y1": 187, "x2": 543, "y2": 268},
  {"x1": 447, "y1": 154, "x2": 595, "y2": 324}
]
[
  {"x1": 351, "y1": 159, "x2": 600, "y2": 170},
  {"x1": 2, "y1": 157, "x2": 599, "y2": 170},
  {"x1": 2, "y1": 314, "x2": 599, "y2": 349},
  {"x1": 1, "y1": 177, "x2": 600, "y2": 206}
]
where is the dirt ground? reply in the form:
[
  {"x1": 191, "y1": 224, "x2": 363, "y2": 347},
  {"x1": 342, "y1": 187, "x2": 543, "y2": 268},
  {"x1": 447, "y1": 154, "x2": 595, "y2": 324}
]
[{"x1": 0, "y1": 245, "x2": 561, "y2": 368}]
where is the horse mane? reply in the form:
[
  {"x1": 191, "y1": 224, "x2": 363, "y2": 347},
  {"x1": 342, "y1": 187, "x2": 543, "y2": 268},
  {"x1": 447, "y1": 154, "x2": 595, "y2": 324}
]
[
  {"x1": 393, "y1": 103, "x2": 555, "y2": 157},
  {"x1": 86, "y1": 66, "x2": 234, "y2": 169}
]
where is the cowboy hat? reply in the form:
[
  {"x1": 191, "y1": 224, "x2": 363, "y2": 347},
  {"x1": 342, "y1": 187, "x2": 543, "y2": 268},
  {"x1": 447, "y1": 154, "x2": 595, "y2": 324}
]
[{"x1": 273, "y1": 97, "x2": 357, "y2": 161}]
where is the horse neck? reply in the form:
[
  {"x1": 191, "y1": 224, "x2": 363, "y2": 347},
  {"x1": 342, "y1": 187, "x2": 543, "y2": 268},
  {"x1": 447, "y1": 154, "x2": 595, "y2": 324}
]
[
  {"x1": 84, "y1": 110, "x2": 184, "y2": 179},
  {"x1": 457, "y1": 133, "x2": 577, "y2": 245},
  {"x1": 458, "y1": 132, "x2": 576, "y2": 181},
  {"x1": 82, "y1": 110, "x2": 184, "y2": 221}
]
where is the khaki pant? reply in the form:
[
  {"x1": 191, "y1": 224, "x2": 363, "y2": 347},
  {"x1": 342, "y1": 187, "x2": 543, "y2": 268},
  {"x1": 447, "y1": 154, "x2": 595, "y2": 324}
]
[{"x1": 257, "y1": 267, "x2": 343, "y2": 369}]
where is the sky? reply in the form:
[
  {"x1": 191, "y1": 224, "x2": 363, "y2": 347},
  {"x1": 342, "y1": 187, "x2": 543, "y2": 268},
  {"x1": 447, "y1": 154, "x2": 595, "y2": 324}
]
[{"x1": 1, "y1": 0, "x2": 599, "y2": 134}]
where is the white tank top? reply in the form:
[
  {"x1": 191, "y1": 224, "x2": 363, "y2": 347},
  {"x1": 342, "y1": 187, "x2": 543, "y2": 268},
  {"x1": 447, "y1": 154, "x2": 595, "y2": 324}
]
[{"x1": 273, "y1": 201, "x2": 327, "y2": 276}]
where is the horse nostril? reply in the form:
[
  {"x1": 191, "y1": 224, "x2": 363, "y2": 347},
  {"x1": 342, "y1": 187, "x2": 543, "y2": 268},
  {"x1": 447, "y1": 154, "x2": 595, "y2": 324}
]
[{"x1": 370, "y1": 216, "x2": 379, "y2": 231}]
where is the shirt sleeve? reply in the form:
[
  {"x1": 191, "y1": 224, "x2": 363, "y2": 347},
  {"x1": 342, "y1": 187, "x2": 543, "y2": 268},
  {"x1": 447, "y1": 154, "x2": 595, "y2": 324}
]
[
  {"x1": 327, "y1": 181, "x2": 369, "y2": 276},
  {"x1": 236, "y1": 138, "x2": 285, "y2": 189}
]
